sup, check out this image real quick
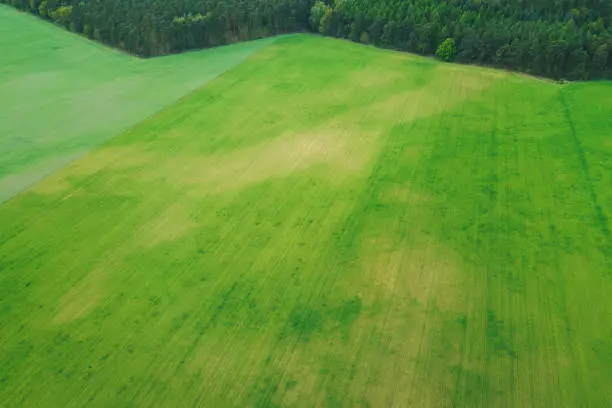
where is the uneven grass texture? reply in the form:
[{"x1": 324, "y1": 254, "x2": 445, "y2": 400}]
[
  {"x1": 0, "y1": 5, "x2": 276, "y2": 202},
  {"x1": 1, "y1": 35, "x2": 612, "y2": 406}
]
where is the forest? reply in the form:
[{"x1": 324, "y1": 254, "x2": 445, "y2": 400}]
[
  {"x1": 4, "y1": 0, "x2": 612, "y2": 80},
  {"x1": 3, "y1": 0, "x2": 312, "y2": 56}
]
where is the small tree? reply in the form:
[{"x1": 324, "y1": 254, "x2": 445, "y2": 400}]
[
  {"x1": 28, "y1": 0, "x2": 38, "y2": 13},
  {"x1": 360, "y1": 31, "x2": 370, "y2": 44},
  {"x1": 93, "y1": 27, "x2": 102, "y2": 42},
  {"x1": 38, "y1": 0, "x2": 47, "y2": 17},
  {"x1": 49, "y1": 5, "x2": 72, "y2": 26},
  {"x1": 309, "y1": 1, "x2": 327, "y2": 32},
  {"x1": 436, "y1": 38, "x2": 456, "y2": 62},
  {"x1": 318, "y1": 7, "x2": 333, "y2": 35}
]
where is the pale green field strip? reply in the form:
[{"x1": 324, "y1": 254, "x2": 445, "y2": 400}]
[
  {"x1": 2, "y1": 33, "x2": 612, "y2": 408},
  {"x1": 0, "y1": 5, "x2": 277, "y2": 203}
]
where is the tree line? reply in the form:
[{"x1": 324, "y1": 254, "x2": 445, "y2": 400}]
[
  {"x1": 4, "y1": 0, "x2": 612, "y2": 80},
  {"x1": 310, "y1": 0, "x2": 612, "y2": 80},
  {"x1": 3, "y1": 0, "x2": 311, "y2": 56}
]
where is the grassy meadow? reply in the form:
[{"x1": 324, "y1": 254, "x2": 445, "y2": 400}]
[
  {"x1": 0, "y1": 5, "x2": 276, "y2": 202},
  {"x1": 1, "y1": 9, "x2": 612, "y2": 408}
]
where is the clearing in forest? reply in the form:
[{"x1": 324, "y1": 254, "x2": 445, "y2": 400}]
[{"x1": 1, "y1": 8, "x2": 612, "y2": 408}]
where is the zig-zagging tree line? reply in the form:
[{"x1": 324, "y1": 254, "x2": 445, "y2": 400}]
[{"x1": 4, "y1": 0, "x2": 612, "y2": 80}]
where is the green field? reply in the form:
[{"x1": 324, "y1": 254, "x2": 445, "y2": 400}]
[
  {"x1": 1, "y1": 5, "x2": 612, "y2": 408},
  {"x1": 0, "y1": 5, "x2": 275, "y2": 203}
]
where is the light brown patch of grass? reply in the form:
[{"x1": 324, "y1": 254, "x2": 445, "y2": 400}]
[
  {"x1": 350, "y1": 66, "x2": 403, "y2": 88},
  {"x1": 140, "y1": 128, "x2": 379, "y2": 195},
  {"x1": 136, "y1": 202, "x2": 197, "y2": 248},
  {"x1": 68, "y1": 146, "x2": 153, "y2": 176},
  {"x1": 360, "y1": 238, "x2": 463, "y2": 312},
  {"x1": 274, "y1": 363, "x2": 320, "y2": 407},
  {"x1": 12, "y1": 153, "x2": 81, "y2": 197},
  {"x1": 29, "y1": 172, "x2": 73, "y2": 195},
  {"x1": 31, "y1": 146, "x2": 153, "y2": 198},
  {"x1": 364, "y1": 67, "x2": 495, "y2": 125},
  {"x1": 347, "y1": 237, "x2": 465, "y2": 406},
  {"x1": 54, "y1": 265, "x2": 106, "y2": 324},
  {"x1": 377, "y1": 183, "x2": 434, "y2": 206}
]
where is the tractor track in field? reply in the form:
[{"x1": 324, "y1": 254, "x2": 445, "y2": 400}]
[{"x1": 559, "y1": 90, "x2": 612, "y2": 254}]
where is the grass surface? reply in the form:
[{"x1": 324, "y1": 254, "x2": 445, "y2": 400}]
[
  {"x1": 2, "y1": 14, "x2": 612, "y2": 408},
  {"x1": 0, "y1": 5, "x2": 276, "y2": 202}
]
